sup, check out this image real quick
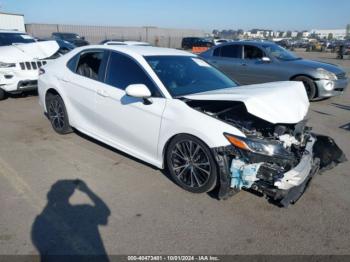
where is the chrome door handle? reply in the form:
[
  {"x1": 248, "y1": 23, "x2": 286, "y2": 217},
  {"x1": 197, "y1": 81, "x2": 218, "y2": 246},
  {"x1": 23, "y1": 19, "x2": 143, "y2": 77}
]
[{"x1": 97, "y1": 89, "x2": 109, "y2": 97}]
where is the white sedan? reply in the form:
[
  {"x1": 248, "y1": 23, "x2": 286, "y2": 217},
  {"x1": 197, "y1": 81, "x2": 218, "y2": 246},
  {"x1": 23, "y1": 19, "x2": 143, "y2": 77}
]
[{"x1": 38, "y1": 45, "x2": 345, "y2": 207}]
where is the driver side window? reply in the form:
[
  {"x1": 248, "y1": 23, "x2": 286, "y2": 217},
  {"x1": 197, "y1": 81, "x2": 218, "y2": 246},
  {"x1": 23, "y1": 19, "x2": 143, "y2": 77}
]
[{"x1": 244, "y1": 45, "x2": 264, "y2": 59}]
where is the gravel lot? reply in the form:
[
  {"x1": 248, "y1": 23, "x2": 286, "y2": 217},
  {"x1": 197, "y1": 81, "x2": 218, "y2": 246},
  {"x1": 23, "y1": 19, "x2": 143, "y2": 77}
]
[{"x1": 0, "y1": 51, "x2": 349, "y2": 256}]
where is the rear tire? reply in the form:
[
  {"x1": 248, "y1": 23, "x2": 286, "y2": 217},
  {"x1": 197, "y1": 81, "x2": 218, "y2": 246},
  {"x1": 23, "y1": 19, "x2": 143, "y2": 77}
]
[
  {"x1": 46, "y1": 93, "x2": 73, "y2": 134},
  {"x1": 293, "y1": 76, "x2": 317, "y2": 101},
  {"x1": 0, "y1": 89, "x2": 6, "y2": 101},
  {"x1": 166, "y1": 134, "x2": 218, "y2": 193}
]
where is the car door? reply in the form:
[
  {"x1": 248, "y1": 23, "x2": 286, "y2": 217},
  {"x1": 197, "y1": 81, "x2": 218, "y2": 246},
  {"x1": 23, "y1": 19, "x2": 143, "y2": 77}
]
[
  {"x1": 94, "y1": 51, "x2": 166, "y2": 164},
  {"x1": 239, "y1": 44, "x2": 281, "y2": 85},
  {"x1": 205, "y1": 44, "x2": 245, "y2": 84},
  {"x1": 60, "y1": 49, "x2": 107, "y2": 133}
]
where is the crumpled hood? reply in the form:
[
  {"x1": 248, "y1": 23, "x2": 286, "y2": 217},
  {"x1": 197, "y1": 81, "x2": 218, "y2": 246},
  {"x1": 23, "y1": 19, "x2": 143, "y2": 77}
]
[
  {"x1": 184, "y1": 81, "x2": 309, "y2": 124},
  {"x1": 0, "y1": 41, "x2": 59, "y2": 63}
]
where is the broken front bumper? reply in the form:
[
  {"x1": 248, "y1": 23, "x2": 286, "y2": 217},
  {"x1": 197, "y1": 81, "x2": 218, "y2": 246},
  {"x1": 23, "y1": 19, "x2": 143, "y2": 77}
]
[{"x1": 212, "y1": 134, "x2": 346, "y2": 207}]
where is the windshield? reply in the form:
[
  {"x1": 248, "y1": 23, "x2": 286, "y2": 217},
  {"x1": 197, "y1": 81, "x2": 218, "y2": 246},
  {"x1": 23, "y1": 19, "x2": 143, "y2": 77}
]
[
  {"x1": 145, "y1": 56, "x2": 237, "y2": 97},
  {"x1": 0, "y1": 33, "x2": 36, "y2": 46},
  {"x1": 263, "y1": 44, "x2": 301, "y2": 61}
]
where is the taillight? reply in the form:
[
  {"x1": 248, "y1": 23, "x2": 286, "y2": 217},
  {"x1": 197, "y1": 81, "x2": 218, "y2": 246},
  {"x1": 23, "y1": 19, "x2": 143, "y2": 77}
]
[{"x1": 39, "y1": 68, "x2": 45, "y2": 75}]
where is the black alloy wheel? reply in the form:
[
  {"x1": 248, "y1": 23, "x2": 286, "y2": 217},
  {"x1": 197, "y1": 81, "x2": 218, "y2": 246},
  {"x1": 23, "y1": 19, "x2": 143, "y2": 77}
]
[
  {"x1": 46, "y1": 94, "x2": 73, "y2": 134},
  {"x1": 166, "y1": 134, "x2": 218, "y2": 193}
]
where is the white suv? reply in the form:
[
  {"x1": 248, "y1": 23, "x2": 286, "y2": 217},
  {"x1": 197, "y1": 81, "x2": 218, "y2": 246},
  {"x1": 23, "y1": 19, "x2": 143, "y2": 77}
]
[{"x1": 0, "y1": 30, "x2": 59, "y2": 100}]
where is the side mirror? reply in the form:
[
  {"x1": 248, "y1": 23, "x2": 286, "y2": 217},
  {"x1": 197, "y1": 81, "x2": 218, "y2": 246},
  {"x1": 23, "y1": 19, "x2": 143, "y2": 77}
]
[
  {"x1": 125, "y1": 84, "x2": 151, "y2": 99},
  {"x1": 81, "y1": 36, "x2": 85, "y2": 40},
  {"x1": 261, "y1": 57, "x2": 271, "y2": 63}
]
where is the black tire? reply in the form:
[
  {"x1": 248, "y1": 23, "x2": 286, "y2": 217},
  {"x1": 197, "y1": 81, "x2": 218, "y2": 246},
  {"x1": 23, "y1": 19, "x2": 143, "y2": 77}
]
[
  {"x1": 46, "y1": 93, "x2": 73, "y2": 134},
  {"x1": 293, "y1": 76, "x2": 317, "y2": 101},
  {"x1": 166, "y1": 134, "x2": 218, "y2": 193},
  {"x1": 0, "y1": 88, "x2": 6, "y2": 101}
]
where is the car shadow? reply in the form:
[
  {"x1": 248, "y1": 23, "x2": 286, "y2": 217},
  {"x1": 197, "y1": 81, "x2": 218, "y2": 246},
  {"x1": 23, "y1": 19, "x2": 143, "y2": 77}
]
[
  {"x1": 73, "y1": 129, "x2": 221, "y2": 200},
  {"x1": 3, "y1": 90, "x2": 38, "y2": 100},
  {"x1": 31, "y1": 179, "x2": 111, "y2": 262}
]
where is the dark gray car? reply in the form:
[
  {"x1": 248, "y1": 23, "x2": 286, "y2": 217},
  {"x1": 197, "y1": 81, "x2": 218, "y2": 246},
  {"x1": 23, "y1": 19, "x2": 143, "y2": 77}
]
[{"x1": 200, "y1": 41, "x2": 348, "y2": 100}]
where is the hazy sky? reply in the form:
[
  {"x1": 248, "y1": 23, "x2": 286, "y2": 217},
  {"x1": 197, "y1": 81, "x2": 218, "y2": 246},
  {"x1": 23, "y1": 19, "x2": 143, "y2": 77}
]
[{"x1": 1, "y1": 0, "x2": 349, "y2": 31}]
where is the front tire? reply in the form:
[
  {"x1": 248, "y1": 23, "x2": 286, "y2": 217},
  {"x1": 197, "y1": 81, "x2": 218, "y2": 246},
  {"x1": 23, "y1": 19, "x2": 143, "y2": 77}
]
[
  {"x1": 46, "y1": 93, "x2": 73, "y2": 134},
  {"x1": 293, "y1": 76, "x2": 317, "y2": 101},
  {"x1": 166, "y1": 134, "x2": 218, "y2": 193}
]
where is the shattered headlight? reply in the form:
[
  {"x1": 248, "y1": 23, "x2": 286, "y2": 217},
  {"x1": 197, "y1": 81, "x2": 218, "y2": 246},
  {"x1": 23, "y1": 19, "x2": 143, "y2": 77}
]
[
  {"x1": 224, "y1": 133, "x2": 291, "y2": 157},
  {"x1": 0, "y1": 61, "x2": 16, "y2": 68},
  {"x1": 317, "y1": 68, "x2": 337, "y2": 81}
]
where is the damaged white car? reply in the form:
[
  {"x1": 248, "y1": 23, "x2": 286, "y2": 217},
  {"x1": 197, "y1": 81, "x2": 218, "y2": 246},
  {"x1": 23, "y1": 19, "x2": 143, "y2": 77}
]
[
  {"x1": 0, "y1": 31, "x2": 60, "y2": 100},
  {"x1": 38, "y1": 45, "x2": 346, "y2": 207}
]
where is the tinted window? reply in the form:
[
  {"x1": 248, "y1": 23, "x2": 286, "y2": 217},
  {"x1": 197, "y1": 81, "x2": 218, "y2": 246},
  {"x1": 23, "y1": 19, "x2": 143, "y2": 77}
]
[
  {"x1": 76, "y1": 51, "x2": 104, "y2": 81},
  {"x1": 220, "y1": 45, "x2": 242, "y2": 58},
  {"x1": 244, "y1": 45, "x2": 264, "y2": 59},
  {"x1": 0, "y1": 33, "x2": 36, "y2": 46},
  {"x1": 105, "y1": 52, "x2": 160, "y2": 97}
]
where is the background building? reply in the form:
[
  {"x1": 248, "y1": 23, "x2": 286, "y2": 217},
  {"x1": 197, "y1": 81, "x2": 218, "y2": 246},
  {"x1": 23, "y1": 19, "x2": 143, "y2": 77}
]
[
  {"x1": 310, "y1": 29, "x2": 346, "y2": 40},
  {"x1": 0, "y1": 12, "x2": 25, "y2": 31}
]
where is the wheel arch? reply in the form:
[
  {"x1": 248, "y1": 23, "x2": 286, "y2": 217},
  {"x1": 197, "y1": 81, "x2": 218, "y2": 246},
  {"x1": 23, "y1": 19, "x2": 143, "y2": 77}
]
[
  {"x1": 45, "y1": 88, "x2": 62, "y2": 111},
  {"x1": 44, "y1": 88, "x2": 74, "y2": 127},
  {"x1": 290, "y1": 74, "x2": 319, "y2": 98},
  {"x1": 161, "y1": 132, "x2": 216, "y2": 169},
  {"x1": 289, "y1": 74, "x2": 317, "y2": 81}
]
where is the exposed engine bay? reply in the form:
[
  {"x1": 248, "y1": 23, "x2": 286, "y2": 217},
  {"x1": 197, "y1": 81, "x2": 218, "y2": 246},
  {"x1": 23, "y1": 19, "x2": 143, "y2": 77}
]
[{"x1": 185, "y1": 99, "x2": 347, "y2": 207}]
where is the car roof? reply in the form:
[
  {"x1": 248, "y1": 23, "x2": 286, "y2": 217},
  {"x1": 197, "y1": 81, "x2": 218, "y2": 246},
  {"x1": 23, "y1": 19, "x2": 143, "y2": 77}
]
[
  {"x1": 83, "y1": 45, "x2": 195, "y2": 57},
  {"x1": 217, "y1": 40, "x2": 276, "y2": 47}
]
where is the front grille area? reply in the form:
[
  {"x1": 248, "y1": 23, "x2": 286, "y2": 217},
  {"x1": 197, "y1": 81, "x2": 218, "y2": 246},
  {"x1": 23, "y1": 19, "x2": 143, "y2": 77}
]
[
  {"x1": 336, "y1": 72, "x2": 346, "y2": 79},
  {"x1": 19, "y1": 61, "x2": 47, "y2": 70}
]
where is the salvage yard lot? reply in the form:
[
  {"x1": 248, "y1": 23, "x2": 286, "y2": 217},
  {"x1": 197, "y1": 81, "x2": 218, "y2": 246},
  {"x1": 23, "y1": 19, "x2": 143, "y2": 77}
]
[{"x1": 0, "y1": 51, "x2": 349, "y2": 255}]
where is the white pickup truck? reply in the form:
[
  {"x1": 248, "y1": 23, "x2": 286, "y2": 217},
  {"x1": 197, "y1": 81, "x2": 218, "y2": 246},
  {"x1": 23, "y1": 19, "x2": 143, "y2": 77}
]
[{"x1": 0, "y1": 30, "x2": 60, "y2": 100}]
